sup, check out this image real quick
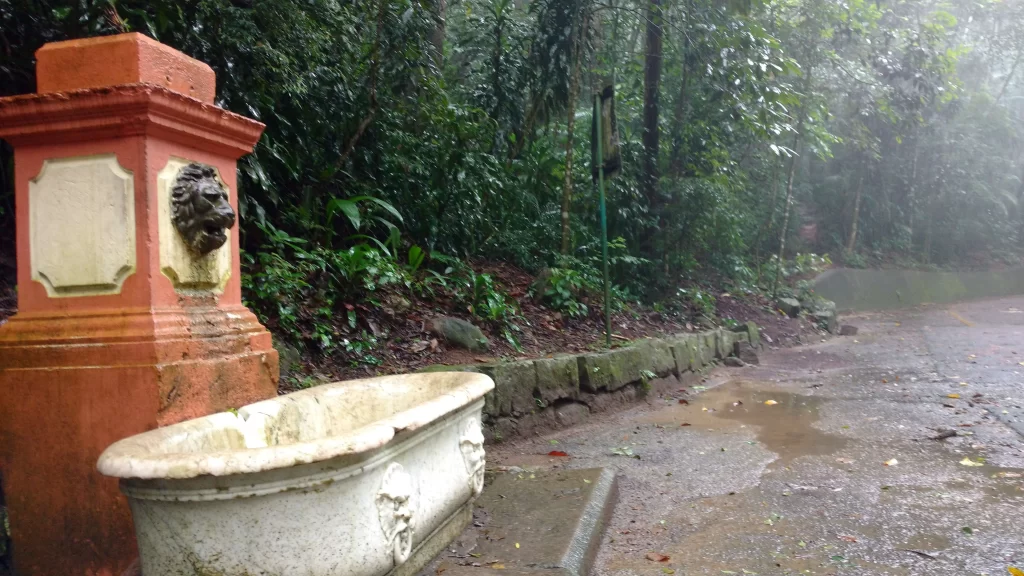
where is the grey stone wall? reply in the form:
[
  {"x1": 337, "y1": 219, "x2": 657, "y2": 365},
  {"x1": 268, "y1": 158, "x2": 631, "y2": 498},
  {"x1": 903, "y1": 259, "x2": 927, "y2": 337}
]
[{"x1": 419, "y1": 322, "x2": 759, "y2": 442}]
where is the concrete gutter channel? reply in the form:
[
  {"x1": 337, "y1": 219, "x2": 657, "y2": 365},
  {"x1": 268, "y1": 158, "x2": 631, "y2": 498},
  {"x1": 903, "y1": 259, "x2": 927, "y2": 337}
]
[{"x1": 416, "y1": 321, "x2": 763, "y2": 576}]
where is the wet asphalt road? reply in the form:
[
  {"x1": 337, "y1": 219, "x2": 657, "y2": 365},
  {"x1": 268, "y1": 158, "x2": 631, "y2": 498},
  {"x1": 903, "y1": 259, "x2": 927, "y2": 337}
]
[{"x1": 489, "y1": 297, "x2": 1024, "y2": 576}]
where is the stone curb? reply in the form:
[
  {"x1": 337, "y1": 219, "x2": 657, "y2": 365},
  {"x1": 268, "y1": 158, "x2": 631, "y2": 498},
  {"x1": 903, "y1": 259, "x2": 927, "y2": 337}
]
[
  {"x1": 559, "y1": 468, "x2": 618, "y2": 576},
  {"x1": 419, "y1": 322, "x2": 760, "y2": 442}
]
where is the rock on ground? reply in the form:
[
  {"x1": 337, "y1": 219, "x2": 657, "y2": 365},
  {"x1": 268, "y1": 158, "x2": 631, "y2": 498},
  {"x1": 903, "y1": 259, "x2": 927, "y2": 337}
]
[
  {"x1": 733, "y1": 341, "x2": 760, "y2": 365},
  {"x1": 776, "y1": 297, "x2": 801, "y2": 318},
  {"x1": 429, "y1": 316, "x2": 490, "y2": 352}
]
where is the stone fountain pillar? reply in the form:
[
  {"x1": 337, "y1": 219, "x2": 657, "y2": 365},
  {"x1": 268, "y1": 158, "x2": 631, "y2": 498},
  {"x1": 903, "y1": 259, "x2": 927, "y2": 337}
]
[{"x1": 0, "y1": 33, "x2": 278, "y2": 576}]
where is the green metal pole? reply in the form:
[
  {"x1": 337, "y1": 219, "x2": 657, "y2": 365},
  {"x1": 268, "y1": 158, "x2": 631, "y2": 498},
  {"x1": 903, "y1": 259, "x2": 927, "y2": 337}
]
[{"x1": 595, "y1": 93, "x2": 611, "y2": 348}]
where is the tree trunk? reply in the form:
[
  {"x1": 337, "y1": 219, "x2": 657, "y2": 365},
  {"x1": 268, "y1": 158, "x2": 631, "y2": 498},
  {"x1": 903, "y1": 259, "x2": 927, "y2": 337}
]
[
  {"x1": 772, "y1": 132, "x2": 800, "y2": 297},
  {"x1": 1017, "y1": 158, "x2": 1024, "y2": 247},
  {"x1": 640, "y1": 0, "x2": 663, "y2": 256},
  {"x1": 491, "y1": 17, "x2": 504, "y2": 124},
  {"x1": 754, "y1": 159, "x2": 781, "y2": 283},
  {"x1": 906, "y1": 140, "x2": 919, "y2": 252},
  {"x1": 995, "y1": 51, "x2": 1022, "y2": 105},
  {"x1": 559, "y1": 23, "x2": 585, "y2": 254},
  {"x1": 846, "y1": 171, "x2": 864, "y2": 253},
  {"x1": 667, "y1": 0, "x2": 690, "y2": 177},
  {"x1": 668, "y1": 51, "x2": 690, "y2": 176},
  {"x1": 770, "y1": 56, "x2": 815, "y2": 295},
  {"x1": 922, "y1": 206, "x2": 933, "y2": 264},
  {"x1": 429, "y1": 0, "x2": 447, "y2": 67}
]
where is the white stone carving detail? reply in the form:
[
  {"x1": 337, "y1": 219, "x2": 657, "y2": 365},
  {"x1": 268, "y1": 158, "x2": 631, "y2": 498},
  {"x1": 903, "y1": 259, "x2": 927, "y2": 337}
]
[
  {"x1": 157, "y1": 157, "x2": 232, "y2": 293},
  {"x1": 460, "y1": 418, "x2": 486, "y2": 496},
  {"x1": 376, "y1": 462, "x2": 416, "y2": 565},
  {"x1": 29, "y1": 155, "x2": 136, "y2": 297}
]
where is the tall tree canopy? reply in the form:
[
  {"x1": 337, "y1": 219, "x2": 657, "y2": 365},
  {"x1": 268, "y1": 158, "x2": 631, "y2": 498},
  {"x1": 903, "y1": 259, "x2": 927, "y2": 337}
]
[{"x1": 2, "y1": 0, "x2": 1022, "y2": 353}]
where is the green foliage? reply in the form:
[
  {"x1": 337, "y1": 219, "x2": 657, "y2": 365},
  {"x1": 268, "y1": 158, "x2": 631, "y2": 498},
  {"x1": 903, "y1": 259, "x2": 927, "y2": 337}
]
[
  {"x1": 674, "y1": 288, "x2": 717, "y2": 322},
  {"x1": 242, "y1": 224, "x2": 408, "y2": 361},
  {"x1": 2, "y1": 0, "x2": 1023, "y2": 355},
  {"x1": 761, "y1": 253, "x2": 832, "y2": 289},
  {"x1": 843, "y1": 251, "x2": 868, "y2": 269},
  {"x1": 541, "y1": 267, "x2": 592, "y2": 319},
  {"x1": 423, "y1": 254, "x2": 524, "y2": 349}
]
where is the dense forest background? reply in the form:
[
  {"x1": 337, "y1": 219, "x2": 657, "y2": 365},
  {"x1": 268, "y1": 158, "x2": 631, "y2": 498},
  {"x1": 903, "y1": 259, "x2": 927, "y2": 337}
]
[{"x1": 1, "y1": 0, "x2": 1023, "y2": 367}]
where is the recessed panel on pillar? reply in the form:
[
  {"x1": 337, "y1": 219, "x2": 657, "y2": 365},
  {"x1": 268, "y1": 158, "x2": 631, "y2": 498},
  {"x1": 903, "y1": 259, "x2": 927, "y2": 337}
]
[
  {"x1": 157, "y1": 158, "x2": 233, "y2": 294},
  {"x1": 29, "y1": 154, "x2": 136, "y2": 297}
]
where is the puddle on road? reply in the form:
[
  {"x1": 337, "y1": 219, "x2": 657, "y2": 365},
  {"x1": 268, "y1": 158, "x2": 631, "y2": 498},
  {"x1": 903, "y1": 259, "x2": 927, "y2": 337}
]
[
  {"x1": 942, "y1": 458, "x2": 1024, "y2": 501},
  {"x1": 645, "y1": 380, "x2": 848, "y2": 465}
]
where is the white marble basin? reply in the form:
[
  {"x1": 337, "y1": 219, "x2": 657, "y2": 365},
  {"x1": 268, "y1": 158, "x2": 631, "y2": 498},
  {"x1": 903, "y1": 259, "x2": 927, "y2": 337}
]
[{"x1": 98, "y1": 372, "x2": 494, "y2": 576}]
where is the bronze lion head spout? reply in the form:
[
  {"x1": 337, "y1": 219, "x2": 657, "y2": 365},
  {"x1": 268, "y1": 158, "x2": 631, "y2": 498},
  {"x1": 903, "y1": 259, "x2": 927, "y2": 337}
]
[{"x1": 170, "y1": 163, "x2": 236, "y2": 256}]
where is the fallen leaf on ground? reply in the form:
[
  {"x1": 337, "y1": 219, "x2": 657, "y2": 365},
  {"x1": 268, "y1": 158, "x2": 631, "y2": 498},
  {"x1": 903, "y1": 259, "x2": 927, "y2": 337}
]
[
  {"x1": 947, "y1": 393, "x2": 961, "y2": 399},
  {"x1": 884, "y1": 458, "x2": 899, "y2": 466},
  {"x1": 681, "y1": 423, "x2": 692, "y2": 427},
  {"x1": 959, "y1": 458, "x2": 984, "y2": 467},
  {"x1": 839, "y1": 535, "x2": 857, "y2": 542},
  {"x1": 515, "y1": 543, "x2": 520, "y2": 549},
  {"x1": 547, "y1": 451, "x2": 569, "y2": 457},
  {"x1": 1008, "y1": 566, "x2": 1024, "y2": 576},
  {"x1": 646, "y1": 553, "x2": 670, "y2": 562},
  {"x1": 993, "y1": 471, "x2": 1022, "y2": 479},
  {"x1": 661, "y1": 568, "x2": 675, "y2": 575},
  {"x1": 490, "y1": 564, "x2": 505, "y2": 569},
  {"x1": 678, "y1": 399, "x2": 690, "y2": 405},
  {"x1": 837, "y1": 457, "x2": 855, "y2": 465},
  {"x1": 962, "y1": 527, "x2": 974, "y2": 535},
  {"x1": 764, "y1": 400, "x2": 778, "y2": 406},
  {"x1": 612, "y1": 447, "x2": 639, "y2": 459}
]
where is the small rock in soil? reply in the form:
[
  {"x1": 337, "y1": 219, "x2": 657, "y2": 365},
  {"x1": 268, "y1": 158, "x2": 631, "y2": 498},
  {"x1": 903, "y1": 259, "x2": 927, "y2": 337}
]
[
  {"x1": 813, "y1": 310, "x2": 838, "y2": 334},
  {"x1": 429, "y1": 316, "x2": 490, "y2": 351},
  {"x1": 723, "y1": 357, "x2": 746, "y2": 368},
  {"x1": 839, "y1": 325, "x2": 859, "y2": 336},
  {"x1": 777, "y1": 297, "x2": 801, "y2": 318}
]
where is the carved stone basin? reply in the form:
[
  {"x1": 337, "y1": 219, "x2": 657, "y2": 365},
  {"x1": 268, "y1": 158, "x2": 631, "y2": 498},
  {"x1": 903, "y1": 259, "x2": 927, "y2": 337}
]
[{"x1": 98, "y1": 372, "x2": 494, "y2": 576}]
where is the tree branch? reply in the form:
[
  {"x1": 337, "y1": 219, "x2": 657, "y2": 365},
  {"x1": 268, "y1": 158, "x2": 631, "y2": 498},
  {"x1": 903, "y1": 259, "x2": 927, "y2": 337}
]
[{"x1": 336, "y1": 0, "x2": 386, "y2": 169}]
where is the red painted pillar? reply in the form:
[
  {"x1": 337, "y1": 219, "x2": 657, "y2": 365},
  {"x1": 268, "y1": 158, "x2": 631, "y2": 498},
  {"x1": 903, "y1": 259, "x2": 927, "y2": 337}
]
[{"x1": 0, "y1": 33, "x2": 278, "y2": 576}]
